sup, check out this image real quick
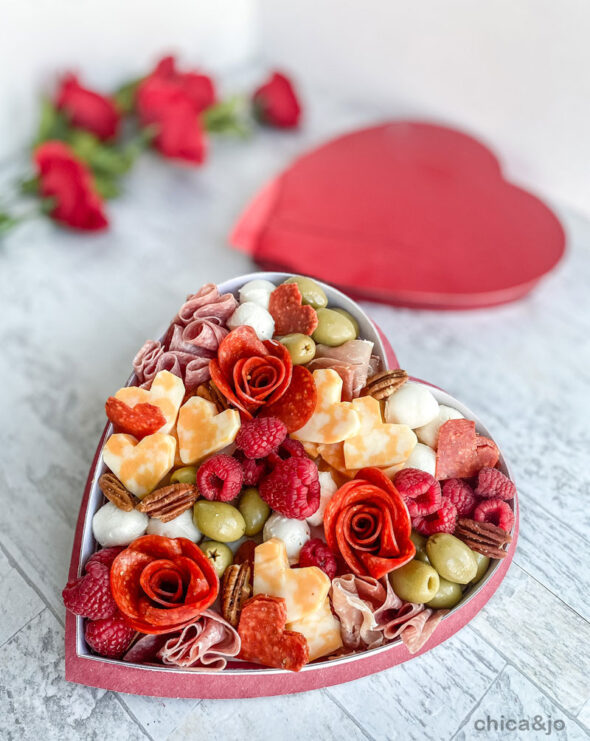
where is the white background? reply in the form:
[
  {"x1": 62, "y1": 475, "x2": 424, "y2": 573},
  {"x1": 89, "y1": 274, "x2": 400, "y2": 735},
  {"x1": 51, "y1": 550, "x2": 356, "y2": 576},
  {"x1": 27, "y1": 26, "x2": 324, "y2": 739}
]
[{"x1": 1, "y1": 0, "x2": 590, "y2": 214}]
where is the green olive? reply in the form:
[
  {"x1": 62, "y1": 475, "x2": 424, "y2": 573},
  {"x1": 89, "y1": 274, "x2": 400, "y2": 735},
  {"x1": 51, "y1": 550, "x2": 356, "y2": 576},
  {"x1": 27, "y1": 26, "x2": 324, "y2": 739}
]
[
  {"x1": 199, "y1": 540, "x2": 233, "y2": 578},
  {"x1": 471, "y1": 551, "x2": 491, "y2": 583},
  {"x1": 332, "y1": 308, "x2": 359, "y2": 338},
  {"x1": 389, "y1": 560, "x2": 440, "y2": 603},
  {"x1": 193, "y1": 501, "x2": 246, "y2": 543},
  {"x1": 170, "y1": 466, "x2": 197, "y2": 485},
  {"x1": 238, "y1": 487, "x2": 270, "y2": 536},
  {"x1": 410, "y1": 530, "x2": 430, "y2": 563},
  {"x1": 312, "y1": 308, "x2": 357, "y2": 347},
  {"x1": 284, "y1": 276, "x2": 328, "y2": 309},
  {"x1": 426, "y1": 533, "x2": 477, "y2": 584},
  {"x1": 426, "y1": 577, "x2": 463, "y2": 609},
  {"x1": 279, "y1": 333, "x2": 316, "y2": 365}
]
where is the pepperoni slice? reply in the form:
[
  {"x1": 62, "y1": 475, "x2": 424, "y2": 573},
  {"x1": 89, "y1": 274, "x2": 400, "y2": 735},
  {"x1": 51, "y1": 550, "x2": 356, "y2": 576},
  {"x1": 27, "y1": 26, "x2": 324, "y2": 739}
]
[
  {"x1": 268, "y1": 283, "x2": 319, "y2": 336},
  {"x1": 238, "y1": 595, "x2": 309, "y2": 672},
  {"x1": 259, "y1": 365, "x2": 317, "y2": 432},
  {"x1": 105, "y1": 397, "x2": 166, "y2": 439},
  {"x1": 110, "y1": 535, "x2": 219, "y2": 635},
  {"x1": 435, "y1": 419, "x2": 478, "y2": 480},
  {"x1": 475, "y1": 435, "x2": 500, "y2": 470}
]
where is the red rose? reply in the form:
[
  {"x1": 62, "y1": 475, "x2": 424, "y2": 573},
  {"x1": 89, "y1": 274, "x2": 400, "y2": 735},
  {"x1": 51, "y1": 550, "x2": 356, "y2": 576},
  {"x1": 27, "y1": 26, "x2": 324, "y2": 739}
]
[
  {"x1": 324, "y1": 467, "x2": 415, "y2": 579},
  {"x1": 110, "y1": 535, "x2": 219, "y2": 635},
  {"x1": 136, "y1": 56, "x2": 215, "y2": 164},
  {"x1": 34, "y1": 141, "x2": 108, "y2": 231},
  {"x1": 209, "y1": 326, "x2": 293, "y2": 419},
  {"x1": 56, "y1": 74, "x2": 120, "y2": 141},
  {"x1": 253, "y1": 72, "x2": 301, "y2": 128}
]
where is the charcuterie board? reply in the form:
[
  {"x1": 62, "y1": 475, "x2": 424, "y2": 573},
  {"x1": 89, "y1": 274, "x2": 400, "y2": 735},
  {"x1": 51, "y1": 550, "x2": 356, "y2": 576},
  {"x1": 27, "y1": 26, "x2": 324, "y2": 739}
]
[{"x1": 64, "y1": 272, "x2": 518, "y2": 698}]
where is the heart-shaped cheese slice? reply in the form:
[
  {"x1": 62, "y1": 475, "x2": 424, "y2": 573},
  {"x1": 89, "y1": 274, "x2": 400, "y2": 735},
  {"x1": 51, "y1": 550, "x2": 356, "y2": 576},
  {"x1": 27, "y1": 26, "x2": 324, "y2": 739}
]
[
  {"x1": 343, "y1": 396, "x2": 417, "y2": 470},
  {"x1": 103, "y1": 432, "x2": 176, "y2": 498},
  {"x1": 253, "y1": 538, "x2": 331, "y2": 622},
  {"x1": 287, "y1": 596, "x2": 343, "y2": 661},
  {"x1": 115, "y1": 370, "x2": 185, "y2": 435},
  {"x1": 176, "y1": 397, "x2": 240, "y2": 465},
  {"x1": 292, "y1": 369, "x2": 360, "y2": 444}
]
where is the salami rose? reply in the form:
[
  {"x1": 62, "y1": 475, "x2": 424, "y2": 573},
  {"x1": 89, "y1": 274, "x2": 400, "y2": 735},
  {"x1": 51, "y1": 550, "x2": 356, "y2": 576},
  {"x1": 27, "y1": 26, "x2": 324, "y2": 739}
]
[
  {"x1": 110, "y1": 535, "x2": 218, "y2": 635},
  {"x1": 324, "y1": 467, "x2": 415, "y2": 579},
  {"x1": 209, "y1": 326, "x2": 293, "y2": 419}
]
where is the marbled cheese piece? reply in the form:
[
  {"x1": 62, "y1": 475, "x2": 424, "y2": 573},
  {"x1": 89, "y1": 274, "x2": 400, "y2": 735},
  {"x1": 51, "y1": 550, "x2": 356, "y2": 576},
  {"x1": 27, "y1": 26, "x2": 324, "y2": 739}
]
[
  {"x1": 343, "y1": 396, "x2": 417, "y2": 470},
  {"x1": 103, "y1": 432, "x2": 176, "y2": 498},
  {"x1": 292, "y1": 369, "x2": 360, "y2": 444},
  {"x1": 176, "y1": 397, "x2": 240, "y2": 465},
  {"x1": 287, "y1": 596, "x2": 343, "y2": 661},
  {"x1": 253, "y1": 538, "x2": 331, "y2": 622},
  {"x1": 115, "y1": 370, "x2": 185, "y2": 434}
]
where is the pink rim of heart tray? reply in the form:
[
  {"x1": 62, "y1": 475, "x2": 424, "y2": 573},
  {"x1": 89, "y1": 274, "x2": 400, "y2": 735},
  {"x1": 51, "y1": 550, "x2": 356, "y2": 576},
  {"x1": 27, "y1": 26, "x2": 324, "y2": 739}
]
[{"x1": 65, "y1": 272, "x2": 518, "y2": 698}]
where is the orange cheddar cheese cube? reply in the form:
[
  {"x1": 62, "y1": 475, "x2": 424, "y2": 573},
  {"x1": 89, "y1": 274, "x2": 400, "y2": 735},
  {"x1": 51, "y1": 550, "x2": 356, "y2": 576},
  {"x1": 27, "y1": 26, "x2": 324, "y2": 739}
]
[
  {"x1": 253, "y1": 538, "x2": 331, "y2": 622},
  {"x1": 102, "y1": 432, "x2": 176, "y2": 498},
  {"x1": 176, "y1": 397, "x2": 240, "y2": 465},
  {"x1": 115, "y1": 370, "x2": 184, "y2": 435}
]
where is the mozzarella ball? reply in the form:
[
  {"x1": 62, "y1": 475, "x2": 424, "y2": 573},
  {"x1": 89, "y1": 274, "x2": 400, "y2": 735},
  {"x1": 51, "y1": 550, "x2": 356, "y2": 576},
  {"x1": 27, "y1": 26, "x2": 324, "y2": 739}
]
[
  {"x1": 402, "y1": 443, "x2": 437, "y2": 476},
  {"x1": 147, "y1": 509, "x2": 202, "y2": 542},
  {"x1": 238, "y1": 279, "x2": 276, "y2": 309},
  {"x1": 92, "y1": 502, "x2": 148, "y2": 547},
  {"x1": 385, "y1": 382, "x2": 439, "y2": 429},
  {"x1": 415, "y1": 404, "x2": 464, "y2": 449},
  {"x1": 228, "y1": 301, "x2": 275, "y2": 341},
  {"x1": 263, "y1": 513, "x2": 310, "y2": 564},
  {"x1": 306, "y1": 471, "x2": 338, "y2": 528}
]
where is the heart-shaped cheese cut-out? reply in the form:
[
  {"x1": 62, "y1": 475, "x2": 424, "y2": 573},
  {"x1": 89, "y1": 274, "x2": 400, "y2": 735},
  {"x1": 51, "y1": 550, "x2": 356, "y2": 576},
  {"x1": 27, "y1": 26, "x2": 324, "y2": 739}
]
[
  {"x1": 176, "y1": 397, "x2": 241, "y2": 465},
  {"x1": 292, "y1": 369, "x2": 360, "y2": 444},
  {"x1": 115, "y1": 370, "x2": 185, "y2": 435},
  {"x1": 253, "y1": 538, "x2": 331, "y2": 622},
  {"x1": 287, "y1": 596, "x2": 343, "y2": 661},
  {"x1": 103, "y1": 432, "x2": 176, "y2": 498},
  {"x1": 343, "y1": 396, "x2": 417, "y2": 470}
]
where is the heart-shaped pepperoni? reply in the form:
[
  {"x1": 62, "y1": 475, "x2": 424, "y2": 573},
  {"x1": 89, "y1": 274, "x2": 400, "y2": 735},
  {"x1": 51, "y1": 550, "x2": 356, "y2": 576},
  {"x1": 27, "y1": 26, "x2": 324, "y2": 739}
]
[{"x1": 268, "y1": 283, "x2": 318, "y2": 336}]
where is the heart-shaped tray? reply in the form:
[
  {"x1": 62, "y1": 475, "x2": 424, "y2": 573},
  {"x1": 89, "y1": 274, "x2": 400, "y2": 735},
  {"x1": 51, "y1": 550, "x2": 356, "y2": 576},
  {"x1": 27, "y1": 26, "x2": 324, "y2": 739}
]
[{"x1": 65, "y1": 272, "x2": 518, "y2": 698}]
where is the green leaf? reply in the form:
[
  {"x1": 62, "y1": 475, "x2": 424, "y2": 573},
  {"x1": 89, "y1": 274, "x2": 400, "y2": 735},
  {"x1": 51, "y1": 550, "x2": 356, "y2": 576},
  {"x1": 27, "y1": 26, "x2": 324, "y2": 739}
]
[
  {"x1": 113, "y1": 78, "x2": 142, "y2": 114},
  {"x1": 19, "y1": 176, "x2": 40, "y2": 195},
  {"x1": 35, "y1": 98, "x2": 69, "y2": 145},
  {"x1": 0, "y1": 211, "x2": 19, "y2": 235},
  {"x1": 203, "y1": 97, "x2": 252, "y2": 138},
  {"x1": 40, "y1": 196, "x2": 57, "y2": 215},
  {"x1": 93, "y1": 174, "x2": 121, "y2": 200}
]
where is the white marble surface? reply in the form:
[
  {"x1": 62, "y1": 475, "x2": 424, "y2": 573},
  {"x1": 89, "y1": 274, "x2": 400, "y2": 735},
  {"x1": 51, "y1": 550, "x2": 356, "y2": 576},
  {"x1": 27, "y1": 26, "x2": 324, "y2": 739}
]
[{"x1": 0, "y1": 87, "x2": 589, "y2": 740}]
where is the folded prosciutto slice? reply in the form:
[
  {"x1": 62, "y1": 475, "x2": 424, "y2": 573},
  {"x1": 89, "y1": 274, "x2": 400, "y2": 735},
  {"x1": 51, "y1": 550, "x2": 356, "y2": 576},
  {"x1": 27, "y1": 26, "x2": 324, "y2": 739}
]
[
  {"x1": 307, "y1": 340, "x2": 375, "y2": 401},
  {"x1": 330, "y1": 574, "x2": 445, "y2": 654}
]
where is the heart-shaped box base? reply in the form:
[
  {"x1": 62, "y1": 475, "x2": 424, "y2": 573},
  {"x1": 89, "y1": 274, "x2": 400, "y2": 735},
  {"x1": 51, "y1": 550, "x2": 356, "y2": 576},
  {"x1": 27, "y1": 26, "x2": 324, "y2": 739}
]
[{"x1": 65, "y1": 273, "x2": 518, "y2": 698}]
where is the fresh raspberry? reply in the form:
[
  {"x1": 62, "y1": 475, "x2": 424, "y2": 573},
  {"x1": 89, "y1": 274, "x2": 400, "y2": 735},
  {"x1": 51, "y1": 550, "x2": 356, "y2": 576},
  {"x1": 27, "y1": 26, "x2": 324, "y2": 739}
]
[
  {"x1": 473, "y1": 498, "x2": 514, "y2": 531},
  {"x1": 62, "y1": 561, "x2": 118, "y2": 620},
  {"x1": 234, "y1": 450, "x2": 267, "y2": 486},
  {"x1": 298, "y1": 538, "x2": 337, "y2": 579},
  {"x1": 259, "y1": 456, "x2": 320, "y2": 520},
  {"x1": 413, "y1": 499, "x2": 457, "y2": 536},
  {"x1": 197, "y1": 454, "x2": 244, "y2": 501},
  {"x1": 266, "y1": 438, "x2": 307, "y2": 469},
  {"x1": 86, "y1": 546, "x2": 124, "y2": 570},
  {"x1": 442, "y1": 479, "x2": 477, "y2": 517},
  {"x1": 393, "y1": 468, "x2": 441, "y2": 517},
  {"x1": 85, "y1": 613, "x2": 135, "y2": 658},
  {"x1": 235, "y1": 416, "x2": 287, "y2": 459},
  {"x1": 475, "y1": 467, "x2": 516, "y2": 501}
]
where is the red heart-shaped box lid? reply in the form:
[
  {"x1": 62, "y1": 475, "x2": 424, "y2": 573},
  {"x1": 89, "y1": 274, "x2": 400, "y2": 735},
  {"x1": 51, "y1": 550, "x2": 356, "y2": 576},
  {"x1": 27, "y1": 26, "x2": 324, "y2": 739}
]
[{"x1": 231, "y1": 122, "x2": 565, "y2": 309}]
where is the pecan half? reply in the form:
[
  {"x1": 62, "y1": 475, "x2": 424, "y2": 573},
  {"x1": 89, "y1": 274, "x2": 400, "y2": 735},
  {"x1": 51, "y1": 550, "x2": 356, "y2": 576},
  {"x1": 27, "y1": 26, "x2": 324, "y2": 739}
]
[
  {"x1": 196, "y1": 381, "x2": 228, "y2": 412},
  {"x1": 136, "y1": 483, "x2": 198, "y2": 522},
  {"x1": 362, "y1": 369, "x2": 409, "y2": 400},
  {"x1": 221, "y1": 562, "x2": 252, "y2": 627},
  {"x1": 455, "y1": 517, "x2": 512, "y2": 559},
  {"x1": 99, "y1": 472, "x2": 138, "y2": 512}
]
